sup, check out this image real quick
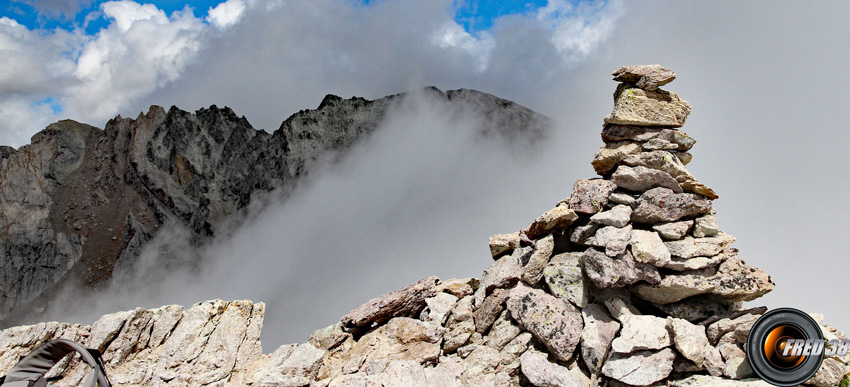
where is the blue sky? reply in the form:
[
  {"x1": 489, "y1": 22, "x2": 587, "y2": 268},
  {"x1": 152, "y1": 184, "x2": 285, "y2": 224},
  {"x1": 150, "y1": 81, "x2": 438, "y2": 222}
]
[{"x1": 2, "y1": 0, "x2": 550, "y2": 35}]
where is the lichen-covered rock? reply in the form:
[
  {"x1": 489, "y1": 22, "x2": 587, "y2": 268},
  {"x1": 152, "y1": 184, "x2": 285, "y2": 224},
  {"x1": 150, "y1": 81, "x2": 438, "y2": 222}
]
[
  {"x1": 605, "y1": 83, "x2": 692, "y2": 127},
  {"x1": 506, "y1": 284, "x2": 582, "y2": 361},
  {"x1": 565, "y1": 179, "x2": 618, "y2": 214},
  {"x1": 633, "y1": 256, "x2": 775, "y2": 304},
  {"x1": 583, "y1": 247, "x2": 660, "y2": 288},
  {"x1": 632, "y1": 187, "x2": 713, "y2": 224},
  {"x1": 543, "y1": 252, "x2": 587, "y2": 308}
]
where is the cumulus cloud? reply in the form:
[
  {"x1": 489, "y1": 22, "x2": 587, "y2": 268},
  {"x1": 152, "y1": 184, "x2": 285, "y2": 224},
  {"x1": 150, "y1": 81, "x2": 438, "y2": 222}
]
[
  {"x1": 0, "y1": 0, "x2": 223, "y2": 147},
  {"x1": 207, "y1": 0, "x2": 246, "y2": 30}
]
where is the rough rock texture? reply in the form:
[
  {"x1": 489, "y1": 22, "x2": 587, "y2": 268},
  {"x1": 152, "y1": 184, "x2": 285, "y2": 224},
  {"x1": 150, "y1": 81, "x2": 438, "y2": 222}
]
[
  {"x1": 605, "y1": 83, "x2": 692, "y2": 127},
  {"x1": 0, "y1": 88, "x2": 551, "y2": 327},
  {"x1": 2, "y1": 65, "x2": 834, "y2": 387},
  {"x1": 612, "y1": 64, "x2": 676, "y2": 91}
]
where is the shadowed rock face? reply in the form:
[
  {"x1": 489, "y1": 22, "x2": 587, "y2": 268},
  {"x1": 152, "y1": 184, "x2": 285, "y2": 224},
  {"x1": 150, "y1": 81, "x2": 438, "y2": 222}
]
[{"x1": 0, "y1": 88, "x2": 552, "y2": 327}]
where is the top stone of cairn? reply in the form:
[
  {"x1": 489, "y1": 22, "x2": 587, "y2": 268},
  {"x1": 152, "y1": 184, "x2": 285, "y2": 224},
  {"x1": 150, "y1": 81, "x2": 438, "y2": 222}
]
[
  {"x1": 606, "y1": 64, "x2": 691, "y2": 128},
  {"x1": 612, "y1": 64, "x2": 676, "y2": 91}
]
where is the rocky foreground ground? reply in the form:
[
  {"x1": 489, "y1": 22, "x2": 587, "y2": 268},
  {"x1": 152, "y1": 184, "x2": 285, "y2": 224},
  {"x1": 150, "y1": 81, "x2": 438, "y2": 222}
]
[{"x1": 1, "y1": 66, "x2": 847, "y2": 386}]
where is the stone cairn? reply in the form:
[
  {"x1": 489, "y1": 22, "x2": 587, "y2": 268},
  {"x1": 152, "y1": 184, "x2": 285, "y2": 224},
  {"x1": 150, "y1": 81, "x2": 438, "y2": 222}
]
[{"x1": 2, "y1": 65, "x2": 849, "y2": 387}]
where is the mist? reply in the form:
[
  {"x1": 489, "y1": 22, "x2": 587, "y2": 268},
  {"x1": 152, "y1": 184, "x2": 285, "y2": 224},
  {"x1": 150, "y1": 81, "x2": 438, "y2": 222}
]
[{"x1": 50, "y1": 88, "x2": 604, "y2": 348}]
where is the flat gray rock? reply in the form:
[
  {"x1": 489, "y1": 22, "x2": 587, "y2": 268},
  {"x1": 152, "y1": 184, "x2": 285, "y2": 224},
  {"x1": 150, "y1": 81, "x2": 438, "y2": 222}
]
[
  {"x1": 612, "y1": 165, "x2": 682, "y2": 193},
  {"x1": 590, "y1": 204, "x2": 632, "y2": 227},
  {"x1": 652, "y1": 220, "x2": 693, "y2": 240},
  {"x1": 520, "y1": 351, "x2": 583, "y2": 387},
  {"x1": 610, "y1": 314, "x2": 672, "y2": 354},
  {"x1": 632, "y1": 256, "x2": 775, "y2": 304},
  {"x1": 587, "y1": 224, "x2": 632, "y2": 256},
  {"x1": 602, "y1": 347, "x2": 676, "y2": 386},
  {"x1": 612, "y1": 64, "x2": 676, "y2": 91},
  {"x1": 664, "y1": 234, "x2": 736, "y2": 259}
]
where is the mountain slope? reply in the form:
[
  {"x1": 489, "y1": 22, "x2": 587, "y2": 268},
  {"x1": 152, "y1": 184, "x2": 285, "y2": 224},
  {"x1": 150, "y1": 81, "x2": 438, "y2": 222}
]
[{"x1": 0, "y1": 88, "x2": 552, "y2": 327}]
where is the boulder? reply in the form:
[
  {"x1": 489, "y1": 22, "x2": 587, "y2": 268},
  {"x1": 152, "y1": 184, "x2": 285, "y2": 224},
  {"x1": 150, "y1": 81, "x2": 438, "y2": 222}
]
[
  {"x1": 488, "y1": 232, "x2": 520, "y2": 258},
  {"x1": 522, "y1": 234, "x2": 555, "y2": 285},
  {"x1": 621, "y1": 150, "x2": 694, "y2": 183},
  {"x1": 526, "y1": 204, "x2": 579, "y2": 240},
  {"x1": 693, "y1": 214, "x2": 720, "y2": 237},
  {"x1": 669, "y1": 318, "x2": 724, "y2": 376}
]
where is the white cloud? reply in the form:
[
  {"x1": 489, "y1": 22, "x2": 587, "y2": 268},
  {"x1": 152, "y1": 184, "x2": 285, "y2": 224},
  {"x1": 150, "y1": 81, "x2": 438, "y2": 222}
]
[
  {"x1": 0, "y1": 1, "x2": 216, "y2": 147},
  {"x1": 432, "y1": 21, "x2": 494, "y2": 72},
  {"x1": 207, "y1": 0, "x2": 246, "y2": 30},
  {"x1": 538, "y1": 0, "x2": 624, "y2": 60}
]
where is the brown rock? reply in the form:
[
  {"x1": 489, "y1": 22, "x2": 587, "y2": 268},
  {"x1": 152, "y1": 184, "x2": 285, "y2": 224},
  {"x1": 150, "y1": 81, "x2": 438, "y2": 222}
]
[{"x1": 341, "y1": 277, "x2": 439, "y2": 328}]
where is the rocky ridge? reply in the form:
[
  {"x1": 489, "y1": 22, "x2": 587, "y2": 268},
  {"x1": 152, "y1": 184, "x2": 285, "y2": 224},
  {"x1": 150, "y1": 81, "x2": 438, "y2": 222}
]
[
  {"x1": 0, "y1": 88, "x2": 550, "y2": 328},
  {"x1": 1, "y1": 66, "x2": 847, "y2": 386}
]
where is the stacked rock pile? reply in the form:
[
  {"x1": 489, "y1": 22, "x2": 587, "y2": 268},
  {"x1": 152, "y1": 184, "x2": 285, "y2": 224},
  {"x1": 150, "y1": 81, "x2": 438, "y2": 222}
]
[{"x1": 2, "y1": 65, "x2": 849, "y2": 387}]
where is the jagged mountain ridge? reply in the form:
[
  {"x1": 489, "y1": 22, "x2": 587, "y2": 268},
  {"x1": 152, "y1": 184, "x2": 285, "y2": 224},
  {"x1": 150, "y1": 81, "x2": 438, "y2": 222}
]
[{"x1": 0, "y1": 87, "x2": 552, "y2": 327}]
